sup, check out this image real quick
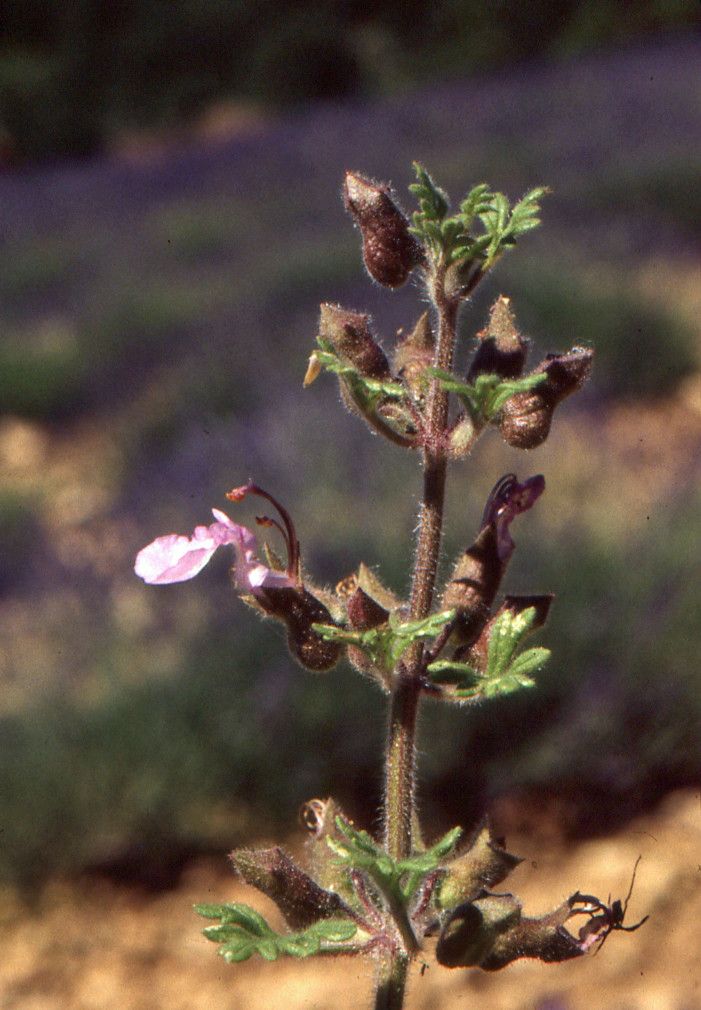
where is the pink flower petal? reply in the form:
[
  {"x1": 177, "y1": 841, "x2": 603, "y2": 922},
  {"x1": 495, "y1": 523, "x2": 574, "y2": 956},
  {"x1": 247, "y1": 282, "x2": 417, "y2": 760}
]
[
  {"x1": 135, "y1": 508, "x2": 297, "y2": 590},
  {"x1": 135, "y1": 530, "x2": 218, "y2": 584},
  {"x1": 245, "y1": 563, "x2": 296, "y2": 591}
]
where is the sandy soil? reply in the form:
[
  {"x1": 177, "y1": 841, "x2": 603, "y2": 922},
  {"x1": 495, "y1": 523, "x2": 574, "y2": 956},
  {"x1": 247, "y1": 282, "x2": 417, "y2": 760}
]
[{"x1": 2, "y1": 790, "x2": 699, "y2": 1010}]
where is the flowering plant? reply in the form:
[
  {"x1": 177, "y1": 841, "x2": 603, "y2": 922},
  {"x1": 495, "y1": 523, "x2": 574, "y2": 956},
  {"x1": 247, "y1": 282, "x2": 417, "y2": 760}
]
[{"x1": 136, "y1": 165, "x2": 644, "y2": 1009}]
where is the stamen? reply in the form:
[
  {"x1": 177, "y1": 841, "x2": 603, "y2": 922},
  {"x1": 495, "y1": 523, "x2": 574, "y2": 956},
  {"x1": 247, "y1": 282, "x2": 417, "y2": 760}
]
[{"x1": 227, "y1": 482, "x2": 301, "y2": 582}]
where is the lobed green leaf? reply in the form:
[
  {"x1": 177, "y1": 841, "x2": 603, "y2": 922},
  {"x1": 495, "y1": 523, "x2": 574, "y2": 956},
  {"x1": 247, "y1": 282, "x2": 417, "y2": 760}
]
[
  {"x1": 409, "y1": 163, "x2": 450, "y2": 222},
  {"x1": 430, "y1": 369, "x2": 546, "y2": 424},
  {"x1": 508, "y1": 646, "x2": 551, "y2": 679},
  {"x1": 427, "y1": 659, "x2": 482, "y2": 686},
  {"x1": 313, "y1": 610, "x2": 455, "y2": 674},
  {"x1": 428, "y1": 608, "x2": 550, "y2": 702},
  {"x1": 197, "y1": 900, "x2": 359, "y2": 964}
]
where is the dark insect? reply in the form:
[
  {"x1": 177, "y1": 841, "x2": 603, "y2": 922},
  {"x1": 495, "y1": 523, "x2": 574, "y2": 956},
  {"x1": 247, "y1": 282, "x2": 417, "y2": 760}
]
[{"x1": 573, "y1": 856, "x2": 649, "y2": 954}]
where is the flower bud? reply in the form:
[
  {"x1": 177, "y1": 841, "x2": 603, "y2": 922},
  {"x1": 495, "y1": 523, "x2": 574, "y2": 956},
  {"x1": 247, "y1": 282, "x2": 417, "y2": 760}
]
[
  {"x1": 468, "y1": 296, "x2": 528, "y2": 382},
  {"x1": 479, "y1": 895, "x2": 584, "y2": 971},
  {"x1": 258, "y1": 586, "x2": 342, "y2": 672},
  {"x1": 442, "y1": 475, "x2": 544, "y2": 646},
  {"x1": 438, "y1": 820, "x2": 523, "y2": 911},
  {"x1": 437, "y1": 894, "x2": 521, "y2": 968},
  {"x1": 500, "y1": 346, "x2": 593, "y2": 449},
  {"x1": 344, "y1": 171, "x2": 422, "y2": 288},
  {"x1": 441, "y1": 525, "x2": 502, "y2": 646},
  {"x1": 448, "y1": 414, "x2": 477, "y2": 459},
  {"x1": 230, "y1": 845, "x2": 349, "y2": 929},
  {"x1": 393, "y1": 312, "x2": 434, "y2": 397},
  {"x1": 346, "y1": 586, "x2": 389, "y2": 631},
  {"x1": 438, "y1": 889, "x2": 604, "y2": 971},
  {"x1": 337, "y1": 577, "x2": 392, "y2": 690},
  {"x1": 319, "y1": 303, "x2": 390, "y2": 379}
]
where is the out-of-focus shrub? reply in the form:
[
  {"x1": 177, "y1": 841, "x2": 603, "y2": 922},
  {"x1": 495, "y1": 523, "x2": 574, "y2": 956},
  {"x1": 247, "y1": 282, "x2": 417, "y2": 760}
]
[{"x1": 1, "y1": 0, "x2": 698, "y2": 161}]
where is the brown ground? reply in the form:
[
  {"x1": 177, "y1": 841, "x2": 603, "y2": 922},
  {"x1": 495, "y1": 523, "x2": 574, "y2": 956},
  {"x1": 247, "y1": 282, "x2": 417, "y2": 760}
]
[{"x1": 2, "y1": 790, "x2": 699, "y2": 1010}]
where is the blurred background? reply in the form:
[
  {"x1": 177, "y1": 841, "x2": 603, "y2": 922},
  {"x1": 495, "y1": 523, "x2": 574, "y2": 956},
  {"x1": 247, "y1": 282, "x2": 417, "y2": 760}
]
[{"x1": 1, "y1": 3, "x2": 700, "y2": 1008}]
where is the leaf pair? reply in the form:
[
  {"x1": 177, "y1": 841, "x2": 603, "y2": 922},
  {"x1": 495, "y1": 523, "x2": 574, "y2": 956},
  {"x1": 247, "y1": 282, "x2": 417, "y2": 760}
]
[
  {"x1": 431, "y1": 368, "x2": 547, "y2": 424},
  {"x1": 313, "y1": 610, "x2": 455, "y2": 674},
  {"x1": 328, "y1": 816, "x2": 462, "y2": 904}
]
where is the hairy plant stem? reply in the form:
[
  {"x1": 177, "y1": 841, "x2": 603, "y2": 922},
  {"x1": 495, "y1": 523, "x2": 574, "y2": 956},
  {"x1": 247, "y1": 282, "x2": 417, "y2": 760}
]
[
  {"x1": 376, "y1": 267, "x2": 458, "y2": 1010},
  {"x1": 374, "y1": 952, "x2": 410, "y2": 1010}
]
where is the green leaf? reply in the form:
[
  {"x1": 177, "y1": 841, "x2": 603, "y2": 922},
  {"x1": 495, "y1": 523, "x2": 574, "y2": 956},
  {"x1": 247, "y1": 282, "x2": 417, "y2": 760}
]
[
  {"x1": 408, "y1": 163, "x2": 453, "y2": 257},
  {"x1": 408, "y1": 169, "x2": 547, "y2": 271},
  {"x1": 335, "y1": 817, "x2": 380, "y2": 855},
  {"x1": 314, "y1": 346, "x2": 404, "y2": 399},
  {"x1": 481, "y1": 671, "x2": 536, "y2": 697},
  {"x1": 486, "y1": 607, "x2": 535, "y2": 677},
  {"x1": 398, "y1": 836, "x2": 461, "y2": 874},
  {"x1": 508, "y1": 646, "x2": 551, "y2": 679},
  {"x1": 427, "y1": 826, "x2": 464, "y2": 860},
  {"x1": 331, "y1": 815, "x2": 461, "y2": 906},
  {"x1": 477, "y1": 187, "x2": 548, "y2": 266},
  {"x1": 429, "y1": 608, "x2": 550, "y2": 702},
  {"x1": 223, "y1": 942, "x2": 257, "y2": 963},
  {"x1": 409, "y1": 163, "x2": 449, "y2": 222},
  {"x1": 195, "y1": 902, "x2": 269, "y2": 934},
  {"x1": 198, "y1": 899, "x2": 359, "y2": 964},
  {"x1": 458, "y1": 184, "x2": 494, "y2": 228},
  {"x1": 195, "y1": 902, "x2": 240, "y2": 920},
  {"x1": 223, "y1": 904, "x2": 270, "y2": 936},
  {"x1": 308, "y1": 919, "x2": 358, "y2": 942},
  {"x1": 427, "y1": 659, "x2": 482, "y2": 686},
  {"x1": 280, "y1": 934, "x2": 321, "y2": 957},
  {"x1": 486, "y1": 372, "x2": 548, "y2": 415},
  {"x1": 202, "y1": 924, "x2": 248, "y2": 942},
  {"x1": 429, "y1": 369, "x2": 546, "y2": 423},
  {"x1": 257, "y1": 938, "x2": 279, "y2": 961}
]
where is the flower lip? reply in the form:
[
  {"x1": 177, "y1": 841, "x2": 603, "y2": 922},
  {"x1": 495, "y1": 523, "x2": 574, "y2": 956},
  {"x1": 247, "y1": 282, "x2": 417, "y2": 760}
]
[
  {"x1": 481, "y1": 473, "x2": 545, "y2": 562},
  {"x1": 134, "y1": 523, "x2": 222, "y2": 585},
  {"x1": 134, "y1": 506, "x2": 296, "y2": 590}
]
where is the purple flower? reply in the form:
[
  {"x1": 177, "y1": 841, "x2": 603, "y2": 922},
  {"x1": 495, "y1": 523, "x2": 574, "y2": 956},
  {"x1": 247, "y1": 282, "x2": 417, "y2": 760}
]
[
  {"x1": 482, "y1": 473, "x2": 545, "y2": 562},
  {"x1": 134, "y1": 507, "x2": 295, "y2": 591}
]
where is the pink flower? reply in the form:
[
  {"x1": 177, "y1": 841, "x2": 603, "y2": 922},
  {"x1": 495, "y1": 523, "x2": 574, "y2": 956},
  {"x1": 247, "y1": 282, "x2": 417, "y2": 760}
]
[{"x1": 134, "y1": 508, "x2": 295, "y2": 591}]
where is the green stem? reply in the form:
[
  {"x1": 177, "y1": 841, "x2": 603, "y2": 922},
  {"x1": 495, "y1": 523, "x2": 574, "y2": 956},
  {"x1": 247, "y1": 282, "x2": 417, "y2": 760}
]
[
  {"x1": 377, "y1": 267, "x2": 459, "y2": 1009},
  {"x1": 374, "y1": 952, "x2": 409, "y2": 1010}
]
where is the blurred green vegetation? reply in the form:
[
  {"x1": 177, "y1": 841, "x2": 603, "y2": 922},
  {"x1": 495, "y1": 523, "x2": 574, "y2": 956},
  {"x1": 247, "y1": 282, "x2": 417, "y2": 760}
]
[
  {"x1": 0, "y1": 0, "x2": 698, "y2": 160},
  {"x1": 0, "y1": 237, "x2": 80, "y2": 302},
  {"x1": 578, "y1": 158, "x2": 701, "y2": 238},
  {"x1": 0, "y1": 321, "x2": 86, "y2": 418},
  {"x1": 0, "y1": 623, "x2": 383, "y2": 891},
  {"x1": 423, "y1": 483, "x2": 701, "y2": 834},
  {"x1": 499, "y1": 259, "x2": 697, "y2": 397}
]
